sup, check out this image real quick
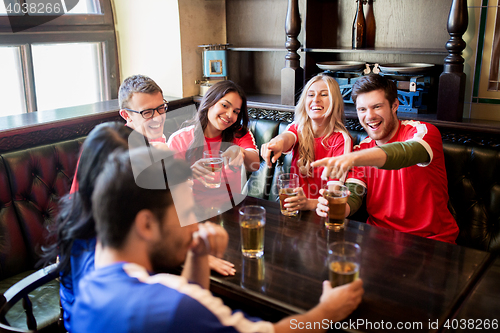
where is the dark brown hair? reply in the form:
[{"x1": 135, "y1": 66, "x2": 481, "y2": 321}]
[
  {"x1": 185, "y1": 80, "x2": 249, "y2": 163},
  {"x1": 92, "y1": 148, "x2": 191, "y2": 249},
  {"x1": 351, "y1": 74, "x2": 398, "y2": 107}
]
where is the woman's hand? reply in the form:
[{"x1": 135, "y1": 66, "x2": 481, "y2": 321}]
[
  {"x1": 208, "y1": 255, "x2": 236, "y2": 276},
  {"x1": 283, "y1": 187, "x2": 316, "y2": 211},
  {"x1": 222, "y1": 145, "x2": 244, "y2": 169},
  {"x1": 190, "y1": 158, "x2": 214, "y2": 187},
  {"x1": 261, "y1": 138, "x2": 285, "y2": 168},
  {"x1": 316, "y1": 188, "x2": 351, "y2": 217}
]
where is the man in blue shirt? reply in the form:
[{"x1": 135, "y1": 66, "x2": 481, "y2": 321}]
[{"x1": 71, "y1": 147, "x2": 363, "y2": 333}]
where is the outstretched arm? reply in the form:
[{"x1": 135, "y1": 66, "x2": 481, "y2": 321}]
[
  {"x1": 312, "y1": 141, "x2": 429, "y2": 180},
  {"x1": 312, "y1": 147, "x2": 387, "y2": 180},
  {"x1": 222, "y1": 146, "x2": 260, "y2": 172},
  {"x1": 261, "y1": 132, "x2": 296, "y2": 168}
]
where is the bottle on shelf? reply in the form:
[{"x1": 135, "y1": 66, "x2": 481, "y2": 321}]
[
  {"x1": 352, "y1": 0, "x2": 366, "y2": 49},
  {"x1": 365, "y1": 0, "x2": 376, "y2": 48}
]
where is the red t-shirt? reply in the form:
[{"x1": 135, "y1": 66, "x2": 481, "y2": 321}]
[
  {"x1": 167, "y1": 125, "x2": 258, "y2": 211},
  {"x1": 285, "y1": 123, "x2": 352, "y2": 199},
  {"x1": 347, "y1": 120, "x2": 459, "y2": 244}
]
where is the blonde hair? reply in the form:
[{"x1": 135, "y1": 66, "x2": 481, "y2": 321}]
[{"x1": 294, "y1": 74, "x2": 349, "y2": 177}]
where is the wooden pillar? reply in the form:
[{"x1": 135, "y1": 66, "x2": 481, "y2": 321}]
[
  {"x1": 281, "y1": 0, "x2": 304, "y2": 106},
  {"x1": 437, "y1": 0, "x2": 468, "y2": 122}
]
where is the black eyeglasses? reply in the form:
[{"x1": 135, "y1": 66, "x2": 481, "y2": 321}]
[{"x1": 123, "y1": 100, "x2": 168, "y2": 119}]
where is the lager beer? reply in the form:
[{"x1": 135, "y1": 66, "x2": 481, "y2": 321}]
[
  {"x1": 323, "y1": 191, "x2": 348, "y2": 229},
  {"x1": 328, "y1": 241, "x2": 361, "y2": 288},
  {"x1": 240, "y1": 220, "x2": 265, "y2": 258},
  {"x1": 239, "y1": 206, "x2": 266, "y2": 258},
  {"x1": 329, "y1": 261, "x2": 359, "y2": 287},
  {"x1": 279, "y1": 188, "x2": 298, "y2": 216},
  {"x1": 278, "y1": 173, "x2": 299, "y2": 216}
]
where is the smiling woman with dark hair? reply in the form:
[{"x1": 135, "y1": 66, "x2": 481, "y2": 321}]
[{"x1": 43, "y1": 121, "x2": 134, "y2": 332}]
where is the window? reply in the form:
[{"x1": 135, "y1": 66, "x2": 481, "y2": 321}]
[
  {"x1": 0, "y1": 0, "x2": 118, "y2": 115},
  {"x1": 0, "y1": 46, "x2": 26, "y2": 116},
  {"x1": 489, "y1": 5, "x2": 500, "y2": 92},
  {"x1": 32, "y1": 43, "x2": 103, "y2": 111}
]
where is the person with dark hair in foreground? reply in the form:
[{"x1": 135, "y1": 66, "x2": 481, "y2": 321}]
[
  {"x1": 71, "y1": 147, "x2": 363, "y2": 333},
  {"x1": 42, "y1": 122, "x2": 133, "y2": 331},
  {"x1": 314, "y1": 74, "x2": 459, "y2": 243}
]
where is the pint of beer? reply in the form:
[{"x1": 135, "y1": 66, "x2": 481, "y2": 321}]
[
  {"x1": 278, "y1": 173, "x2": 299, "y2": 216},
  {"x1": 239, "y1": 205, "x2": 266, "y2": 258},
  {"x1": 202, "y1": 150, "x2": 224, "y2": 188},
  {"x1": 323, "y1": 182, "x2": 348, "y2": 230},
  {"x1": 328, "y1": 241, "x2": 361, "y2": 287}
]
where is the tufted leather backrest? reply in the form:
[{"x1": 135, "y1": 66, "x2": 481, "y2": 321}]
[
  {"x1": 443, "y1": 143, "x2": 500, "y2": 252},
  {"x1": 268, "y1": 121, "x2": 293, "y2": 202},
  {"x1": 0, "y1": 138, "x2": 84, "y2": 279},
  {"x1": 0, "y1": 159, "x2": 29, "y2": 280},
  {"x1": 244, "y1": 119, "x2": 281, "y2": 199}
]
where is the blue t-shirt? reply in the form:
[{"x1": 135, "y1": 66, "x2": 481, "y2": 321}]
[
  {"x1": 59, "y1": 237, "x2": 96, "y2": 332},
  {"x1": 71, "y1": 262, "x2": 274, "y2": 333}
]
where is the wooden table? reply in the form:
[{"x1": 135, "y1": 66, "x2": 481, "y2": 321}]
[
  {"x1": 448, "y1": 257, "x2": 500, "y2": 332},
  {"x1": 209, "y1": 196, "x2": 494, "y2": 332}
]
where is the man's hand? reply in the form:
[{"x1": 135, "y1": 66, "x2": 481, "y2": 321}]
[
  {"x1": 316, "y1": 189, "x2": 329, "y2": 218},
  {"x1": 261, "y1": 138, "x2": 285, "y2": 168},
  {"x1": 319, "y1": 279, "x2": 364, "y2": 322},
  {"x1": 311, "y1": 154, "x2": 356, "y2": 181},
  {"x1": 316, "y1": 188, "x2": 351, "y2": 218},
  {"x1": 190, "y1": 222, "x2": 228, "y2": 258}
]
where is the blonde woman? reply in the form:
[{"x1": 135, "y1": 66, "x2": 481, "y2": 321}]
[{"x1": 261, "y1": 74, "x2": 352, "y2": 211}]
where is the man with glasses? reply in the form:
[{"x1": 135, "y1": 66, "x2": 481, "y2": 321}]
[
  {"x1": 119, "y1": 75, "x2": 168, "y2": 143},
  {"x1": 116, "y1": 74, "x2": 235, "y2": 276}
]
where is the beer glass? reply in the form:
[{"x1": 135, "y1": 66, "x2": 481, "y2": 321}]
[
  {"x1": 323, "y1": 182, "x2": 349, "y2": 230},
  {"x1": 278, "y1": 173, "x2": 299, "y2": 216},
  {"x1": 328, "y1": 241, "x2": 361, "y2": 287},
  {"x1": 202, "y1": 150, "x2": 224, "y2": 188},
  {"x1": 239, "y1": 205, "x2": 266, "y2": 258}
]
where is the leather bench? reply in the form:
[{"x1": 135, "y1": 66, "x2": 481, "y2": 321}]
[{"x1": 0, "y1": 138, "x2": 84, "y2": 331}]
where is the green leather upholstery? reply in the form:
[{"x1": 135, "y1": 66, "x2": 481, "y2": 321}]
[
  {"x1": 0, "y1": 138, "x2": 83, "y2": 331},
  {"x1": 245, "y1": 119, "x2": 281, "y2": 199},
  {"x1": 0, "y1": 270, "x2": 60, "y2": 330}
]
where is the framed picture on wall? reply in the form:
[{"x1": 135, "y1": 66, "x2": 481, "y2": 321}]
[
  {"x1": 209, "y1": 60, "x2": 223, "y2": 75},
  {"x1": 202, "y1": 48, "x2": 227, "y2": 78}
]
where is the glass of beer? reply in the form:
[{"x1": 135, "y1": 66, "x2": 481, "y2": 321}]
[
  {"x1": 239, "y1": 205, "x2": 266, "y2": 258},
  {"x1": 328, "y1": 241, "x2": 361, "y2": 288},
  {"x1": 278, "y1": 173, "x2": 299, "y2": 216},
  {"x1": 202, "y1": 150, "x2": 224, "y2": 188},
  {"x1": 323, "y1": 182, "x2": 349, "y2": 230}
]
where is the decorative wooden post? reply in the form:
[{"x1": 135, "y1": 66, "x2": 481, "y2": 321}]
[
  {"x1": 281, "y1": 0, "x2": 303, "y2": 106},
  {"x1": 437, "y1": 0, "x2": 468, "y2": 122}
]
